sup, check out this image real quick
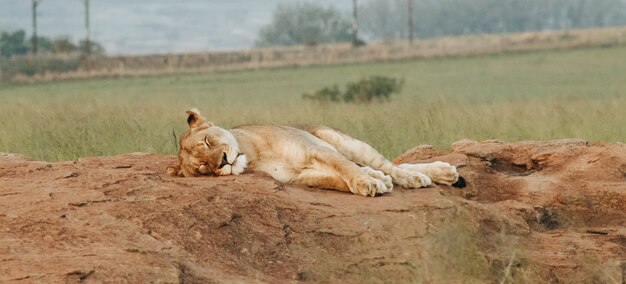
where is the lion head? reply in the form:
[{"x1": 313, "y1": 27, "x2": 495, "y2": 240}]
[{"x1": 167, "y1": 108, "x2": 247, "y2": 177}]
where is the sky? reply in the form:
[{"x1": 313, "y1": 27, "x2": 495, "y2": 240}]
[{"x1": 0, "y1": 0, "x2": 353, "y2": 55}]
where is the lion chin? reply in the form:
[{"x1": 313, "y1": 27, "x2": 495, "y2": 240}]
[
  {"x1": 214, "y1": 154, "x2": 248, "y2": 176},
  {"x1": 167, "y1": 108, "x2": 464, "y2": 197}
]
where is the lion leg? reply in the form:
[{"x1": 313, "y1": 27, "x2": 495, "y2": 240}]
[
  {"x1": 292, "y1": 167, "x2": 392, "y2": 192},
  {"x1": 291, "y1": 169, "x2": 349, "y2": 191},
  {"x1": 301, "y1": 125, "x2": 433, "y2": 188},
  {"x1": 305, "y1": 149, "x2": 392, "y2": 197}
]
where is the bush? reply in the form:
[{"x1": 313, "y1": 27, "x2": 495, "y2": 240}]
[
  {"x1": 344, "y1": 76, "x2": 403, "y2": 102},
  {"x1": 303, "y1": 76, "x2": 404, "y2": 103},
  {"x1": 302, "y1": 85, "x2": 342, "y2": 102}
]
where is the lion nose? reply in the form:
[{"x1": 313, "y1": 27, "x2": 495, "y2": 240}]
[{"x1": 219, "y1": 152, "x2": 229, "y2": 169}]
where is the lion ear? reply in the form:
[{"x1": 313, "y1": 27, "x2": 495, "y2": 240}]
[{"x1": 185, "y1": 108, "x2": 213, "y2": 128}]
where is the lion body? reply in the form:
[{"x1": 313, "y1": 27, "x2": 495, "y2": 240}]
[
  {"x1": 168, "y1": 109, "x2": 460, "y2": 197},
  {"x1": 230, "y1": 125, "x2": 338, "y2": 184}
]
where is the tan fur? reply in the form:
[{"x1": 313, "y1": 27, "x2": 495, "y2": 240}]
[{"x1": 167, "y1": 109, "x2": 459, "y2": 197}]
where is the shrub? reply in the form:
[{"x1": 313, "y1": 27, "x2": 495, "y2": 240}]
[
  {"x1": 302, "y1": 85, "x2": 342, "y2": 102},
  {"x1": 344, "y1": 76, "x2": 403, "y2": 102},
  {"x1": 303, "y1": 76, "x2": 404, "y2": 103}
]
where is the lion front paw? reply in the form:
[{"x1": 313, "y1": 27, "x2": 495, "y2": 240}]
[
  {"x1": 392, "y1": 169, "x2": 432, "y2": 189},
  {"x1": 348, "y1": 175, "x2": 391, "y2": 197},
  {"x1": 398, "y1": 162, "x2": 459, "y2": 186},
  {"x1": 427, "y1": 161, "x2": 460, "y2": 185}
]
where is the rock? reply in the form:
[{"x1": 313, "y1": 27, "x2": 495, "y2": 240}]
[{"x1": 0, "y1": 140, "x2": 625, "y2": 283}]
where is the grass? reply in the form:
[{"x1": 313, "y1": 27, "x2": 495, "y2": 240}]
[{"x1": 1, "y1": 45, "x2": 625, "y2": 162}]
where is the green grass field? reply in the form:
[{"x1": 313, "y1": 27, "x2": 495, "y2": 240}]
[{"x1": 1, "y1": 46, "x2": 625, "y2": 162}]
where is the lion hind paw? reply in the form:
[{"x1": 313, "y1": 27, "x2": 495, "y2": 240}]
[{"x1": 361, "y1": 166, "x2": 393, "y2": 191}]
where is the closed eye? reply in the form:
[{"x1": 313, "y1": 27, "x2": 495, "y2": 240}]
[{"x1": 204, "y1": 136, "x2": 212, "y2": 147}]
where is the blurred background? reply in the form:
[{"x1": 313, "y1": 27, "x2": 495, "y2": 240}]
[
  {"x1": 0, "y1": 0, "x2": 625, "y2": 162},
  {"x1": 0, "y1": 0, "x2": 352, "y2": 54},
  {"x1": 2, "y1": 0, "x2": 626, "y2": 56}
]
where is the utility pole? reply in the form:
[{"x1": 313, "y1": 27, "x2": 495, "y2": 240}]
[
  {"x1": 84, "y1": 0, "x2": 91, "y2": 54},
  {"x1": 0, "y1": 43, "x2": 2, "y2": 75},
  {"x1": 32, "y1": 0, "x2": 40, "y2": 55},
  {"x1": 352, "y1": 0, "x2": 358, "y2": 47},
  {"x1": 408, "y1": 0, "x2": 413, "y2": 43}
]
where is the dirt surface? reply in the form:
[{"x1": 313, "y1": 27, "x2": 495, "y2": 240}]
[{"x1": 1, "y1": 139, "x2": 625, "y2": 283}]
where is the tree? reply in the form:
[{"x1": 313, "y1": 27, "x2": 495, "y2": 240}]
[
  {"x1": 0, "y1": 30, "x2": 29, "y2": 57},
  {"x1": 0, "y1": 30, "x2": 105, "y2": 57},
  {"x1": 79, "y1": 39, "x2": 105, "y2": 55},
  {"x1": 358, "y1": 0, "x2": 626, "y2": 41},
  {"x1": 50, "y1": 37, "x2": 78, "y2": 54},
  {"x1": 256, "y1": 3, "x2": 352, "y2": 47},
  {"x1": 29, "y1": 36, "x2": 53, "y2": 54}
]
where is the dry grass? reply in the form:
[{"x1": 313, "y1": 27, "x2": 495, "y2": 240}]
[{"x1": 0, "y1": 45, "x2": 625, "y2": 161}]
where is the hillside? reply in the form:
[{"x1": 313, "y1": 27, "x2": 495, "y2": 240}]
[{"x1": 1, "y1": 139, "x2": 624, "y2": 282}]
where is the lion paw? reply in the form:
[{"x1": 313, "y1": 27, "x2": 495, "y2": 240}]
[
  {"x1": 349, "y1": 175, "x2": 391, "y2": 197},
  {"x1": 398, "y1": 162, "x2": 459, "y2": 186},
  {"x1": 361, "y1": 166, "x2": 393, "y2": 190},
  {"x1": 392, "y1": 169, "x2": 432, "y2": 189}
]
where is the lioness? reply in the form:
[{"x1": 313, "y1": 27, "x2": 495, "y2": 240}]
[{"x1": 167, "y1": 109, "x2": 463, "y2": 197}]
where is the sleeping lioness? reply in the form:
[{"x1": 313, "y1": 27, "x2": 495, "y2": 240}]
[{"x1": 167, "y1": 108, "x2": 463, "y2": 197}]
